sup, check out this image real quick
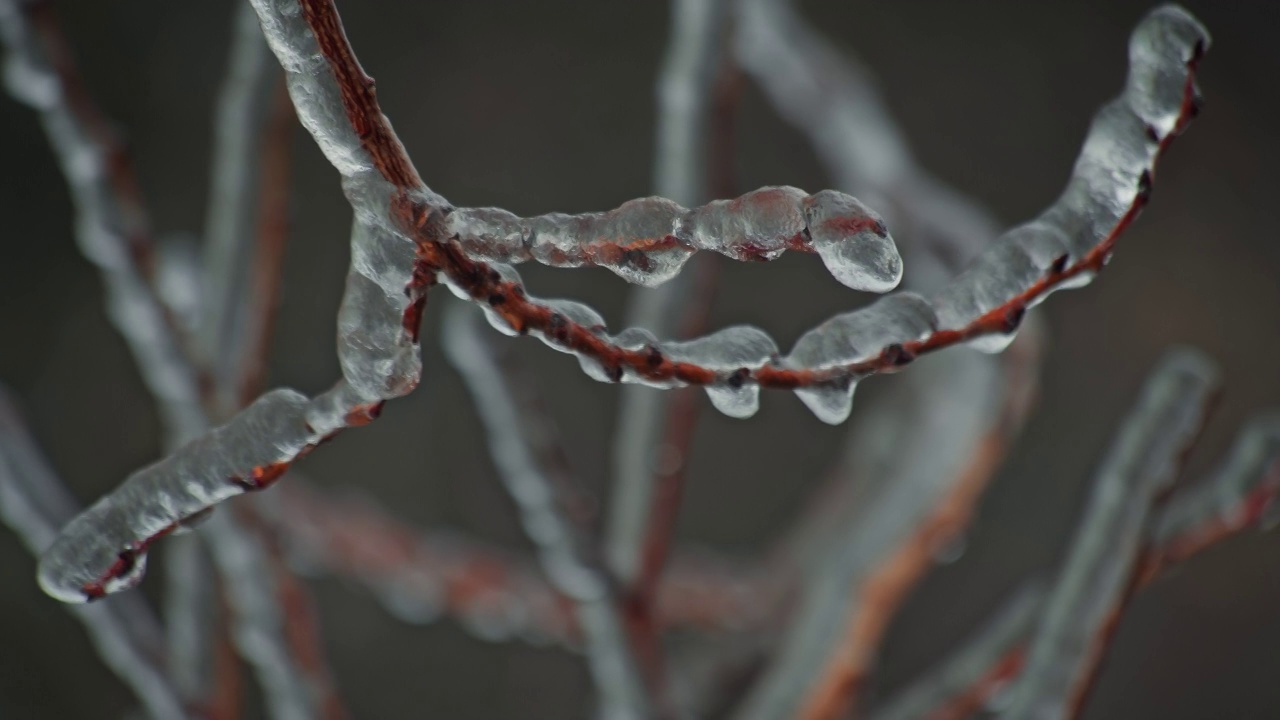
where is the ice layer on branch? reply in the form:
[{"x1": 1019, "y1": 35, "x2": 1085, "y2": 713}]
[
  {"x1": 432, "y1": 4, "x2": 1207, "y2": 425},
  {"x1": 449, "y1": 186, "x2": 902, "y2": 291},
  {"x1": 1001, "y1": 348, "x2": 1219, "y2": 719}
]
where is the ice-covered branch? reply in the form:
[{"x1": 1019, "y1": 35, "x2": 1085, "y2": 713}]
[
  {"x1": 869, "y1": 582, "x2": 1046, "y2": 720},
  {"x1": 4, "y1": 2, "x2": 342, "y2": 714},
  {"x1": 1001, "y1": 349, "x2": 1218, "y2": 720},
  {"x1": 34, "y1": 0, "x2": 1207, "y2": 611},
  {"x1": 866, "y1": 411, "x2": 1280, "y2": 720},
  {"x1": 33, "y1": 0, "x2": 438, "y2": 605},
  {"x1": 732, "y1": 328, "x2": 1040, "y2": 720},
  {"x1": 449, "y1": 185, "x2": 900, "y2": 291},
  {"x1": 276, "y1": 480, "x2": 765, "y2": 646},
  {"x1": 0, "y1": 390, "x2": 189, "y2": 720},
  {"x1": 1147, "y1": 414, "x2": 1280, "y2": 566},
  {"x1": 444, "y1": 304, "x2": 653, "y2": 719},
  {"x1": 0, "y1": 0, "x2": 206, "y2": 444},
  {"x1": 432, "y1": 4, "x2": 1208, "y2": 425}
]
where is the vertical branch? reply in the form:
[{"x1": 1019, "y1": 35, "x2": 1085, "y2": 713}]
[
  {"x1": 237, "y1": 79, "x2": 295, "y2": 406},
  {"x1": 2, "y1": 0, "x2": 341, "y2": 715},
  {"x1": 200, "y1": 0, "x2": 281, "y2": 416},
  {"x1": 607, "y1": 0, "x2": 732, "y2": 594},
  {"x1": 732, "y1": 329, "x2": 1039, "y2": 720},
  {"x1": 0, "y1": 0, "x2": 206, "y2": 444},
  {"x1": 0, "y1": 390, "x2": 188, "y2": 720},
  {"x1": 445, "y1": 305, "x2": 654, "y2": 720},
  {"x1": 1002, "y1": 349, "x2": 1219, "y2": 719}
]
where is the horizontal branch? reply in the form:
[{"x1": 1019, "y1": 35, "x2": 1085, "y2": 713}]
[
  {"x1": 276, "y1": 479, "x2": 764, "y2": 646},
  {"x1": 449, "y1": 186, "x2": 901, "y2": 291}
]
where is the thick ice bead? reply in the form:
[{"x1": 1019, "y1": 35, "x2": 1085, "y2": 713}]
[
  {"x1": 787, "y1": 293, "x2": 936, "y2": 371},
  {"x1": 684, "y1": 186, "x2": 807, "y2": 261},
  {"x1": 804, "y1": 190, "x2": 902, "y2": 292}
]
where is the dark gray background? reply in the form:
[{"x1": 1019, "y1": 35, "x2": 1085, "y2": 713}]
[{"x1": 1, "y1": 1, "x2": 1278, "y2": 717}]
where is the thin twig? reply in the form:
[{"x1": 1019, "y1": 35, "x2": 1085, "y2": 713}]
[
  {"x1": 607, "y1": 0, "x2": 732, "y2": 598},
  {"x1": 275, "y1": 479, "x2": 765, "y2": 646},
  {"x1": 200, "y1": 0, "x2": 281, "y2": 416}
]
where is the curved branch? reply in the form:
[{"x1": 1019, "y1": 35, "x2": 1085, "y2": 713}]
[
  {"x1": 427, "y1": 4, "x2": 1208, "y2": 424},
  {"x1": 1001, "y1": 348, "x2": 1219, "y2": 719}
]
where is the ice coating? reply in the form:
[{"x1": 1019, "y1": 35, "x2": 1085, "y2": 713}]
[
  {"x1": 276, "y1": 480, "x2": 765, "y2": 646},
  {"x1": 448, "y1": 185, "x2": 902, "y2": 291},
  {"x1": 787, "y1": 293, "x2": 937, "y2": 424},
  {"x1": 37, "y1": 390, "x2": 313, "y2": 603},
  {"x1": 429, "y1": 5, "x2": 1207, "y2": 423},
  {"x1": 1002, "y1": 349, "x2": 1218, "y2": 719},
  {"x1": 1149, "y1": 414, "x2": 1280, "y2": 551},
  {"x1": 31, "y1": 0, "x2": 1210, "y2": 606}
]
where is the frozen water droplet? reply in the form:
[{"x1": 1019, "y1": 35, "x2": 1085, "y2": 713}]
[
  {"x1": 705, "y1": 384, "x2": 760, "y2": 419},
  {"x1": 794, "y1": 381, "x2": 857, "y2": 425},
  {"x1": 967, "y1": 332, "x2": 1018, "y2": 354}
]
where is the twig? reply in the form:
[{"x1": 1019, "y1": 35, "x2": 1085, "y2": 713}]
[
  {"x1": 734, "y1": 0, "x2": 998, "y2": 285},
  {"x1": 444, "y1": 304, "x2": 653, "y2": 720},
  {"x1": 868, "y1": 414, "x2": 1280, "y2": 720},
  {"x1": 423, "y1": 5, "x2": 1207, "y2": 425},
  {"x1": 1146, "y1": 414, "x2": 1280, "y2": 569},
  {"x1": 1001, "y1": 348, "x2": 1219, "y2": 720},
  {"x1": 0, "y1": 0, "x2": 206, "y2": 443},
  {"x1": 237, "y1": 79, "x2": 295, "y2": 407},
  {"x1": 2, "y1": 1, "x2": 341, "y2": 714},
  {"x1": 275, "y1": 479, "x2": 766, "y2": 646}
]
